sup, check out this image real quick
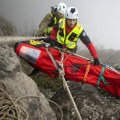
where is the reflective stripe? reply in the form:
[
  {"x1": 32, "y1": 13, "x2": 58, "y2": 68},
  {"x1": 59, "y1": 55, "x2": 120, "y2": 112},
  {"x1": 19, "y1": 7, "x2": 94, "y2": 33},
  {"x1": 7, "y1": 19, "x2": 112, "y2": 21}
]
[{"x1": 19, "y1": 46, "x2": 41, "y2": 64}]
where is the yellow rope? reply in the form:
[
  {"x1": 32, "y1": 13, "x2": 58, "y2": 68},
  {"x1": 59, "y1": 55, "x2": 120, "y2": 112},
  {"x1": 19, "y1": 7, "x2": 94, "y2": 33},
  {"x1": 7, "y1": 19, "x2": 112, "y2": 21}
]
[{"x1": 0, "y1": 86, "x2": 63, "y2": 120}]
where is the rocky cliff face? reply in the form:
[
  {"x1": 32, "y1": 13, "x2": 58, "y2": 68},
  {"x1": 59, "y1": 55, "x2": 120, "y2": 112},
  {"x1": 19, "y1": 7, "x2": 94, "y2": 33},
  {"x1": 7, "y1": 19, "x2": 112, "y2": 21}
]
[
  {"x1": 0, "y1": 45, "x2": 57, "y2": 120},
  {"x1": 51, "y1": 82, "x2": 120, "y2": 120},
  {"x1": 0, "y1": 17, "x2": 17, "y2": 36}
]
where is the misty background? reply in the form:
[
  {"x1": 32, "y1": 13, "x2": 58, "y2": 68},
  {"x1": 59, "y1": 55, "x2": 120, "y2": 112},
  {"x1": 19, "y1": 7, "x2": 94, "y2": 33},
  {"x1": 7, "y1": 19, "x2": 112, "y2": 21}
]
[{"x1": 0, "y1": 0, "x2": 120, "y2": 50}]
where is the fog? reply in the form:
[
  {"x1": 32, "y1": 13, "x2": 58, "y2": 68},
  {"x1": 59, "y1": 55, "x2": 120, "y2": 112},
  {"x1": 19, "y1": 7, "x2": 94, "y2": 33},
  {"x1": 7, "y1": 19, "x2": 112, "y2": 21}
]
[{"x1": 0, "y1": 0, "x2": 120, "y2": 50}]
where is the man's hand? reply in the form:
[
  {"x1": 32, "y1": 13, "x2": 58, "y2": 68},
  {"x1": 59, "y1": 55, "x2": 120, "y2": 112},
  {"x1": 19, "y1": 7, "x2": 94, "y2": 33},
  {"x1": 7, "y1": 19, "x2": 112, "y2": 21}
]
[
  {"x1": 49, "y1": 40, "x2": 57, "y2": 46},
  {"x1": 42, "y1": 36, "x2": 49, "y2": 43},
  {"x1": 94, "y1": 58, "x2": 100, "y2": 65}
]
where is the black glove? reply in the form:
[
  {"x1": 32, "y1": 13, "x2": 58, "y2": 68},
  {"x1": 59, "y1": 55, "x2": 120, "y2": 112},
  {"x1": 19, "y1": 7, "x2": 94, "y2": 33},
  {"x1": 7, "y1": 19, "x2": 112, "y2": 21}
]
[
  {"x1": 43, "y1": 37, "x2": 49, "y2": 43},
  {"x1": 94, "y1": 58, "x2": 100, "y2": 65},
  {"x1": 42, "y1": 36, "x2": 57, "y2": 46},
  {"x1": 49, "y1": 39, "x2": 57, "y2": 46}
]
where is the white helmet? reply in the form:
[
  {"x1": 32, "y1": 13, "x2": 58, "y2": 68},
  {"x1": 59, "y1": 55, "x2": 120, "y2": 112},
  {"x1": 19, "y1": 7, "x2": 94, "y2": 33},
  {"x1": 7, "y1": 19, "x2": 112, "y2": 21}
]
[
  {"x1": 65, "y1": 7, "x2": 79, "y2": 19},
  {"x1": 57, "y1": 2, "x2": 67, "y2": 14}
]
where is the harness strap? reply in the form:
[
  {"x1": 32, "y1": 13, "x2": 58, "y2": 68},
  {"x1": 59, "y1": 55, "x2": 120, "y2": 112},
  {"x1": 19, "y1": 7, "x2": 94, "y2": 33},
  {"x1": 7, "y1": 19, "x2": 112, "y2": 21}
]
[
  {"x1": 83, "y1": 61, "x2": 91, "y2": 82},
  {"x1": 96, "y1": 65, "x2": 109, "y2": 86}
]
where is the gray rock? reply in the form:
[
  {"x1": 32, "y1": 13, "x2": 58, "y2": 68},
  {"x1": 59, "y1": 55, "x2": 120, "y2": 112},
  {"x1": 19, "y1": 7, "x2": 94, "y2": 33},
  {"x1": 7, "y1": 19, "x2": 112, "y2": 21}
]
[
  {"x1": 0, "y1": 45, "x2": 57, "y2": 120},
  {"x1": 51, "y1": 81, "x2": 120, "y2": 120},
  {"x1": 0, "y1": 17, "x2": 17, "y2": 36},
  {"x1": 114, "y1": 64, "x2": 120, "y2": 71}
]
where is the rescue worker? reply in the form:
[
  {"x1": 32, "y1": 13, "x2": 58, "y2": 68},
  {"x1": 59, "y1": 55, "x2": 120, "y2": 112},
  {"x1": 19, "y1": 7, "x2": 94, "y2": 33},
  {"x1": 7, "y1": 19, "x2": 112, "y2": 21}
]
[
  {"x1": 49, "y1": 7, "x2": 100, "y2": 65},
  {"x1": 29, "y1": 3, "x2": 67, "y2": 77},
  {"x1": 34, "y1": 2, "x2": 67, "y2": 37}
]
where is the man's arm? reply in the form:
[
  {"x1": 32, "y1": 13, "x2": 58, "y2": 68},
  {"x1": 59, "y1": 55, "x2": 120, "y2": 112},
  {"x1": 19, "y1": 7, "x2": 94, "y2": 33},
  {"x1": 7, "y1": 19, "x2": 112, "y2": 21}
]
[{"x1": 79, "y1": 30, "x2": 100, "y2": 64}]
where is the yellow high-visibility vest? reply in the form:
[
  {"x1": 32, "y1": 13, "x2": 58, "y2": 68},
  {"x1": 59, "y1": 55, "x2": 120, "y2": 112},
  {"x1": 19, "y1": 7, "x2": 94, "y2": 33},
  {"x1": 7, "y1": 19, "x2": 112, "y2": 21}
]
[
  {"x1": 44, "y1": 13, "x2": 57, "y2": 35},
  {"x1": 57, "y1": 19, "x2": 83, "y2": 49}
]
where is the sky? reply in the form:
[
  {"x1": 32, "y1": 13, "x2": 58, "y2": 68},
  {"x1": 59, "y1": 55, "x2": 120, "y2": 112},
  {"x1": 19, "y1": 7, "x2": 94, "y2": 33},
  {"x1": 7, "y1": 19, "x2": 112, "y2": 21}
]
[{"x1": 0, "y1": 0, "x2": 120, "y2": 50}]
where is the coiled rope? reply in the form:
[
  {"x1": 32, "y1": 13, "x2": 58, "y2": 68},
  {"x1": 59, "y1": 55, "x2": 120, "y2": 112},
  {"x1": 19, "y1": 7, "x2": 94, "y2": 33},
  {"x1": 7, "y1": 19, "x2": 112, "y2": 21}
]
[{"x1": 0, "y1": 84, "x2": 63, "y2": 120}]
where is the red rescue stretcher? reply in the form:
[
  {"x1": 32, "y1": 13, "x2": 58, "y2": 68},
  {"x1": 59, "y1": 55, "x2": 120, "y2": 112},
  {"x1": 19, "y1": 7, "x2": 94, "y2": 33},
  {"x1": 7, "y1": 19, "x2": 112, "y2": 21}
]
[{"x1": 15, "y1": 40, "x2": 120, "y2": 97}]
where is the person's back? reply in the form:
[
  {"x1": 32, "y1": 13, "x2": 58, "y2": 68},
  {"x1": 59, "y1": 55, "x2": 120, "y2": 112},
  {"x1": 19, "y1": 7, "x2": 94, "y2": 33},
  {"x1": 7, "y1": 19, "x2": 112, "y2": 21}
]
[{"x1": 34, "y1": 2, "x2": 67, "y2": 37}]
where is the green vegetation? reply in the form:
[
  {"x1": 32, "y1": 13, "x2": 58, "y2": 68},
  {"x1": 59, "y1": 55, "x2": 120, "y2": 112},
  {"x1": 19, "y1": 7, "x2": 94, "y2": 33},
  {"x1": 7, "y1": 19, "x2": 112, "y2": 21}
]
[
  {"x1": 20, "y1": 58, "x2": 62, "y2": 92},
  {"x1": 33, "y1": 73, "x2": 62, "y2": 92}
]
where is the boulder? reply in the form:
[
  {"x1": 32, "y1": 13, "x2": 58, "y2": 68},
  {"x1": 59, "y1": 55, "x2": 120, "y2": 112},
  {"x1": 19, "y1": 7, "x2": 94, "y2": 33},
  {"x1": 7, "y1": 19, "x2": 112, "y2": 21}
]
[
  {"x1": 51, "y1": 81, "x2": 120, "y2": 120},
  {"x1": 0, "y1": 45, "x2": 57, "y2": 120}
]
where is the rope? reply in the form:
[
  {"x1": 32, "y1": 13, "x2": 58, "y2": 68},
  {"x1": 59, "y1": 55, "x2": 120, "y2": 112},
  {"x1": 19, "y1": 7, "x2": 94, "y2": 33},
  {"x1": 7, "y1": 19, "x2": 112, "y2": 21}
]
[
  {"x1": 46, "y1": 47, "x2": 58, "y2": 69},
  {"x1": 45, "y1": 47, "x2": 82, "y2": 119},
  {"x1": 0, "y1": 85, "x2": 63, "y2": 120},
  {"x1": 0, "y1": 87, "x2": 28, "y2": 120},
  {"x1": 57, "y1": 50, "x2": 83, "y2": 120},
  {"x1": 0, "y1": 36, "x2": 48, "y2": 45}
]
